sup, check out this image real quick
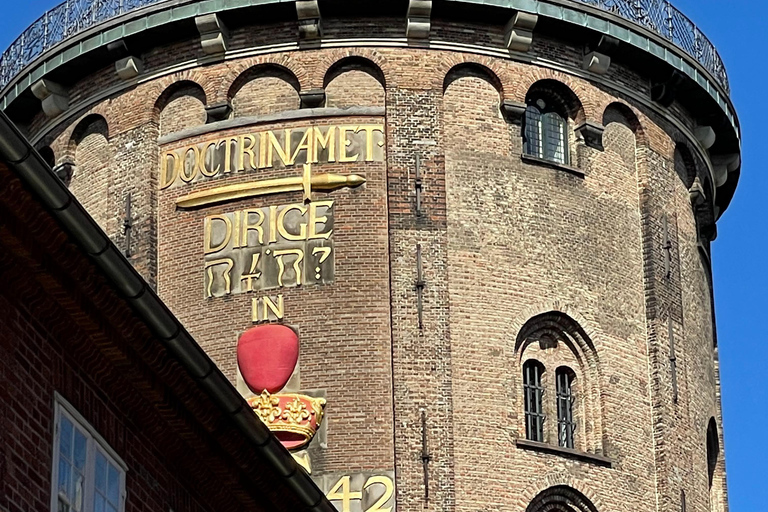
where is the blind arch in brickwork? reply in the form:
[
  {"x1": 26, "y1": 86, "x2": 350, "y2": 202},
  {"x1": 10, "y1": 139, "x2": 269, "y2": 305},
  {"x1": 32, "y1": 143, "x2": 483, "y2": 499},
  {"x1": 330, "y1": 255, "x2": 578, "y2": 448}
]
[
  {"x1": 324, "y1": 57, "x2": 385, "y2": 109},
  {"x1": 228, "y1": 64, "x2": 301, "y2": 118},
  {"x1": 154, "y1": 81, "x2": 207, "y2": 138}
]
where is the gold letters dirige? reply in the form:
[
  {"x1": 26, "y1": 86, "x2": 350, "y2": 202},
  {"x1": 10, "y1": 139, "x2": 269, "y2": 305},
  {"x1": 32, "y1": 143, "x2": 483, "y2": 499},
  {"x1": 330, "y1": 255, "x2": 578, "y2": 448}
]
[
  {"x1": 204, "y1": 201, "x2": 334, "y2": 298},
  {"x1": 161, "y1": 124, "x2": 384, "y2": 190}
]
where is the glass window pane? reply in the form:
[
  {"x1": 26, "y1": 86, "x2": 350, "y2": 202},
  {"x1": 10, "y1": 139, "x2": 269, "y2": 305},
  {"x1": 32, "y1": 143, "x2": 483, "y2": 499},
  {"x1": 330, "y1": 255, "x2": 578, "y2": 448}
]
[
  {"x1": 73, "y1": 430, "x2": 87, "y2": 471},
  {"x1": 95, "y1": 452, "x2": 107, "y2": 492},
  {"x1": 107, "y1": 462, "x2": 120, "y2": 503},
  {"x1": 57, "y1": 458, "x2": 70, "y2": 494},
  {"x1": 60, "y1": 416, "x2": 73, "y2": 459},
  {"x1": 94, "y1": 494, "x2": 106, "y2": 512},
  {"x1": 525, "y1": 106, "x2": 542, "y2": 158},
  {"x1": 542, "y1": 112, "x2": 566, "y2": 164}
]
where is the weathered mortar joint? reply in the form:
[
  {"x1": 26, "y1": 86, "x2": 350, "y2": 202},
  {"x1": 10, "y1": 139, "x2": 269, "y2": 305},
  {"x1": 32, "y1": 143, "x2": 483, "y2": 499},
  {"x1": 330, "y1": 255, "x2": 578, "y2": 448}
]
[
  {"x1": 299, "y1": 89, "x2": 326, "y2": 109},
  {"x1": 575, "y1": 121, "x2": 605, "y2": 151},
  {"x1": 195, "y1": 14, "x2": 229, "y2": 55},
  {"x1": 501, "y1": 100, "x2": 527, "y2": 125},
  {"x1": 31, "y1": 79, "x2": 69, "y2": 118},
  {"x1": 296, "y1": 0, "x2": 322, "y2": 41},
  {"x1": 205, "y1": 101, "x2": 232, "y2": 123},
  {"x1": 407, "y1": 0, "x2": 432, "y2": 40},
  {"x1": 505, "y1": 12, "x2": 538, "y2": 53}
]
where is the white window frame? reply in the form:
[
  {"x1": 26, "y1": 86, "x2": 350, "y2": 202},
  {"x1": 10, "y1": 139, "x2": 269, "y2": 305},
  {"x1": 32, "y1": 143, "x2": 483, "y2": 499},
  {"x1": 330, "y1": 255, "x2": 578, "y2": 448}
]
[{"x1": 50, "y1": 393, "x2": 127, "y2": 512}]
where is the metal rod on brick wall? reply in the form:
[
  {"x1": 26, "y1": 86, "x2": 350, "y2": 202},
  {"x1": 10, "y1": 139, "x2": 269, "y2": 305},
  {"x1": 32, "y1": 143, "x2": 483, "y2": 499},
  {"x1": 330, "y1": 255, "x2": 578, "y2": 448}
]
[
  {"x1": 124, "y1": 193, "x2": 133, "y2": 258},
  {"x1": 415, "y1": 154, "x2": 423, "y2": 216},
  {"x1": 663, "y1": 215, "x2": 672, "y2": 280},
  {"x1": 421, "y1": 408, "x2": 431, "y2": 502},
  {"x1": 668, "y1": 316, "x2": 679, "y2": 403},
  {"x1": 416, "y1": 244, "x2": 425, "y2": 330}
]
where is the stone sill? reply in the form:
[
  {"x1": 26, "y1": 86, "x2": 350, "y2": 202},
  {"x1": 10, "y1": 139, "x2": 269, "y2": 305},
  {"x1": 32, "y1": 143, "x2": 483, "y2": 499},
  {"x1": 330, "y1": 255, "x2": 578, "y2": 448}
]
[
  {"x1": 521, "y1": 154, "x2": 585, "y2": 178},
  {"x1": 515, "y1": 439, "x2": 612, "y2": 467}
]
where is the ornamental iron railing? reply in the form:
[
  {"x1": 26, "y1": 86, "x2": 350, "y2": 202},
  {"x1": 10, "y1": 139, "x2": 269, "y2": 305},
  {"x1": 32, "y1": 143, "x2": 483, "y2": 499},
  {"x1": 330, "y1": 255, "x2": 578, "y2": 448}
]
[{"x1": 0, "y1": 0, "x2": 730, "y2": 94}]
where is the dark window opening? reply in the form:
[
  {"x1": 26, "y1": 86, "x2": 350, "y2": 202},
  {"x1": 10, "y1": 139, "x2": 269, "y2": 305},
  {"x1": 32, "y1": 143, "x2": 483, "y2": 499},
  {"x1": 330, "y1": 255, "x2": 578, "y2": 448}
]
[
  {"x1": 556, "y1": 368, "x2": 576, "y2": 449},
  {"x1": 706, "y1": 418, "x2": 719, "y2": 488},
  {"x1": 523, "y1": 360, "x2": 545, "y2": 442}
]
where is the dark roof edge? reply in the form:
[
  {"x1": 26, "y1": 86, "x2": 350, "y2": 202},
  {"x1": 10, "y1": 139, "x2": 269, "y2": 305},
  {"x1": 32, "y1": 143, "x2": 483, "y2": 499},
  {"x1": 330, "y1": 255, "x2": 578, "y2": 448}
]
[{"x1": 0, "y1": 109, "x2": 334, "y2": 512}]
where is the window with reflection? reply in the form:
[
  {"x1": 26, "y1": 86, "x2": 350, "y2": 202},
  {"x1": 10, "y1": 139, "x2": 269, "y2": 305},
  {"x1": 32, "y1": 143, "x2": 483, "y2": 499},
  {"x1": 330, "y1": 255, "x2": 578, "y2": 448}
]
[
  {"x1": 524, "y1": 98, "x2": 568, "y2": 165},
  {"x1": 523, "y1": 360, "x2": 546, "y2": 442},
  {"x1": 52, "y1": 398, "x2": 126, "y2": 512}
]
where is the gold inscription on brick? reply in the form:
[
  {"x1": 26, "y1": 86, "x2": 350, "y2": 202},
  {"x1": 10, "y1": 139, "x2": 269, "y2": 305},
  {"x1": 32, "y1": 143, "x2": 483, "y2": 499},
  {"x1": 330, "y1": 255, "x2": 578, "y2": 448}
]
[
  {"x1": 252, "y1": 295, "x2": 285, "y2": 323},
  {"x1": 204, "y1": 201, "x2": 334, "y2": 298},
  {"x1": 161, "y1": 124, "x2": 384, "y2": 189},
  {"x1": 318, "y1": 472, "x2": 396, "y2": 512}
]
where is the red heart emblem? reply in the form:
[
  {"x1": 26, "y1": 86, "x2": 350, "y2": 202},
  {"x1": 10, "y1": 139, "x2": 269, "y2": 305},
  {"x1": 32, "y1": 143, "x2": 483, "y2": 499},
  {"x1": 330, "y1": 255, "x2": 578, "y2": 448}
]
[{"x1": 237, "y1": 325, "x2": 299, "y2": 394}]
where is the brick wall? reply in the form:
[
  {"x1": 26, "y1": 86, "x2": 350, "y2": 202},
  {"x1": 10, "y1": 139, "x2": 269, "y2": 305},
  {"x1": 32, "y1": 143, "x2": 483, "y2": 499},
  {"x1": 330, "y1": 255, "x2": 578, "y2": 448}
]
[
  {"x1": 0, "y1": 280, "x2": 211, "y2": 512},
  {"x1": 232, "y1": 76, "x2": 301, "y2": 117}
]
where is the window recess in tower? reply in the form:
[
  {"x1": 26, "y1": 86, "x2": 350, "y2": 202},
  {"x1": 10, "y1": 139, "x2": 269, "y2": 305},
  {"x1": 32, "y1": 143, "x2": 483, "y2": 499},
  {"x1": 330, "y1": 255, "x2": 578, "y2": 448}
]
[
  {"x1": 521, "y1": 80, "x2": 586, "y2": 177},
  {"x1": 514, "y1": 312, "x2": 610, "y2": 467}
]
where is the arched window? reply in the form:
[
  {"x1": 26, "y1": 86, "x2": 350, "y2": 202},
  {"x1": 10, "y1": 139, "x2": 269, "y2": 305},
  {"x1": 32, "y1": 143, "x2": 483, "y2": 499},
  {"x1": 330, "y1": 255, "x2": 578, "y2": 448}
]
[
  {"x1": 706, "y1": 418, "x2": 719, "y2": 488},
  {"x1": 556, "y1": 367, "x2": 576, "y2": 449},
  {"x1": 515, "y1": 311, "x2": 603, "y2": 455},
  {"x1": 524, "y1": 98, "x2": 568, "y2": 164},
  {"x1": 526, "y1": 485, "x2": 599, "y2": 512},
  {"x1": 523, "y1": 360, "x2": 545, "y2": 442}
]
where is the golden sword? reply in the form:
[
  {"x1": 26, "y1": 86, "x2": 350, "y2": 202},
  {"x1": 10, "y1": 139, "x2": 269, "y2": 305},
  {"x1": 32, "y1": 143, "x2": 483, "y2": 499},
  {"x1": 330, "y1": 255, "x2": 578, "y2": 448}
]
[{"x1": 175, "y1": 164, "x2": 365, "y2": 209}]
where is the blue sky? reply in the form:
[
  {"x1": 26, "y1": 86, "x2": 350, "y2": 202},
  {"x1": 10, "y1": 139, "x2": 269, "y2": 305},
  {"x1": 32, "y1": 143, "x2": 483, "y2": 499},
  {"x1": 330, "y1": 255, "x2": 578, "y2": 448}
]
[{"x1": 1, "y1": 1, "x2": 765, "y2": 510}]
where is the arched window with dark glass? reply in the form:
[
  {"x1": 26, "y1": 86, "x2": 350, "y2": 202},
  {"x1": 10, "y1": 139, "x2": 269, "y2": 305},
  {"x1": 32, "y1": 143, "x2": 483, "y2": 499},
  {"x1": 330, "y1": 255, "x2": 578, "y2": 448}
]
[
  {"x1": 556, "y1": 367, "x2": 576, "y2": 449},
  {"x1": 524, "y1": 98, "x2": 568, "y2": 165},
  {"x1": 523, "y1": 360, "x2": 545, "y2": 442}
]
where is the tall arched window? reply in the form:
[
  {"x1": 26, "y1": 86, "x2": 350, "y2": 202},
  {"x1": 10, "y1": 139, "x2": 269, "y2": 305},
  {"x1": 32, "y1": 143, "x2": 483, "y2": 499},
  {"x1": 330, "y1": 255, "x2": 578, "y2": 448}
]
[
  {"x1": 706, "y1": 418, "x2": 719, "y2": 488},
  {"x1": 524, "y1": 98, "x2": 568, "y2": 164},
  {"x1": 556, "y1": 367, "x2": 576, "y2": 449},
  {"x1": 523, "y1": 360, "x2": 545, "y2": 442}
]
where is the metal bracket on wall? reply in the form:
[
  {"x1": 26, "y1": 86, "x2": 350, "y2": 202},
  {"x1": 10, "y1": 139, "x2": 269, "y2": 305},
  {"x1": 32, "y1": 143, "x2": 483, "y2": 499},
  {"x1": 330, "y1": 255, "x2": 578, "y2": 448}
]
[
  {"x1": 416, "y1": 244, "x2": 425, "y2": 330},
  {"x1": 662, "y1": 215, "x2": 672, "y2": 280},
  {"x1": 415, "y1": 154, "x2": 424, "y2": 217},
  {"x1": 420, "y1": 408, "x2": 431, "y2": 502},
  {"x1": 123, "y1": 193, "x2": 133, "y2": 258}
]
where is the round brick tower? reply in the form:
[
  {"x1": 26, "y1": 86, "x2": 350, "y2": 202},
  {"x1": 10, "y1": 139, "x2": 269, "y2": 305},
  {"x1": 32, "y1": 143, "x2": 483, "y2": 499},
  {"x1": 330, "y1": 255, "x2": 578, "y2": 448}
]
[{"x1": 1, "y1": 1, "x2": 740, "y2": 512}]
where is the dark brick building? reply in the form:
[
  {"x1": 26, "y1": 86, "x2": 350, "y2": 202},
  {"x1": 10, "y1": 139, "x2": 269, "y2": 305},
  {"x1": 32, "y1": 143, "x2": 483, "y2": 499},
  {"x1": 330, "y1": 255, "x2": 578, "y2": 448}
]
[
  {"x1": 0, "y1": 1, "x2": 741, "y2": 512},
  {"x1": 0, "y1": 113, "x2": 335, "y2": 511}
]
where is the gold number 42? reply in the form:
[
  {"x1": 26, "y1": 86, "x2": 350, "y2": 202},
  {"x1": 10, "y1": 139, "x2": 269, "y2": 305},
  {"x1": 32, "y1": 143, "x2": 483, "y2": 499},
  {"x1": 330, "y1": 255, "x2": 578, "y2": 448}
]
[{"x1": 326, "y1": 475, "x2": 394, "y2": 512}]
